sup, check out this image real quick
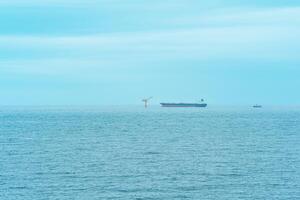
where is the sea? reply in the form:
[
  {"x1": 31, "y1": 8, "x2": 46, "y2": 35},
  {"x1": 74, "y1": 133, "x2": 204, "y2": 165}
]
[{"x1": 0, "y1": 106, "x2": 299, "y2": 200}]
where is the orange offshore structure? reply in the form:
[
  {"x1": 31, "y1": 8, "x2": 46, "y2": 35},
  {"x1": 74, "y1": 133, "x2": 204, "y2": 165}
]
[{"x1": 142, "y1": 97, "x2": 153, "y2": 108}]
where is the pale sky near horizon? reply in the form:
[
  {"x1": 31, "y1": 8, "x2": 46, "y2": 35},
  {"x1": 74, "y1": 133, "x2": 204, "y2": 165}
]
[{"x1": 1, "y1": 0, "x2": 300, "y2": 105}]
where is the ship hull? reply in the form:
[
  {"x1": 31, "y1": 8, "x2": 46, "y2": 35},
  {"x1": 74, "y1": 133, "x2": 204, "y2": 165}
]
[
  {"x1": 160, "y1": 103, "x2": 207, "y2": 108},
  {"x1": 253, "y1": 105, "x2": 262, "y2": 108}
]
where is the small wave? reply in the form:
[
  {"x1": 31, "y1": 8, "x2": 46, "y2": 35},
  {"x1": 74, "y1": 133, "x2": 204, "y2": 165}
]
[{"x1": 144, "y1": 151, "x2": 161, "y2": 155}]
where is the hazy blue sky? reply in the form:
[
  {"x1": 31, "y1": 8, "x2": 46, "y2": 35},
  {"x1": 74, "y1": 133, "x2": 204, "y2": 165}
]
[{"x1": 1, "y1": 0, "x2": 300, "y2": 105}]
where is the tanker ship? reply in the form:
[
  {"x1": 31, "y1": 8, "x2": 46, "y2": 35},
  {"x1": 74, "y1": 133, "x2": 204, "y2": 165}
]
[{"x1": 160, "y1": 99, "x2": 207, "y2": 108}]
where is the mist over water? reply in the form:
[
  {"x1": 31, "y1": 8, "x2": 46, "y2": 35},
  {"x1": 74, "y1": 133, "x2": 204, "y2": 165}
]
[{"x1": 1, "y1": 106, "x2": 300, "y2": 199}]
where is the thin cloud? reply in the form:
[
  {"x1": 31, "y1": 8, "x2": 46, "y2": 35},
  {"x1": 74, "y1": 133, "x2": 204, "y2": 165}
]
[
  {"x1": 171, "y1": 7, "x2": 300, "y2": 27},
  {"x1": 1, "y1": 25, "x2": 299, "y2": 59},
  {"x1": 0, "y1": 6, "x2": 299, "y2": 76}
]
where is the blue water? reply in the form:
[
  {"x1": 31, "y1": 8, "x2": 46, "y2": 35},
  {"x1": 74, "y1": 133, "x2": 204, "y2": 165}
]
[{"x1": 0, "y1": 106, "x2": 299, "y2": 200}]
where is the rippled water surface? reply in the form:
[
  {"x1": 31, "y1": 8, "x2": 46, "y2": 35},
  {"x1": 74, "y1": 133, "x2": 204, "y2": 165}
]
[{"x1": 0, "y1": 106, "x2": 300, "y2": 199}]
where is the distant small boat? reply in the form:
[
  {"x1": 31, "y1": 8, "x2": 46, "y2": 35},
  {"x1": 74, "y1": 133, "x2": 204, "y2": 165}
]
[{"x1": 253, "y1": 105, "x2": 262, "y2": 108}]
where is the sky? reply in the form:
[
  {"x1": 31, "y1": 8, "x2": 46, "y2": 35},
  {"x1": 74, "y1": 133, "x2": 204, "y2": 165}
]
[{"x1": 0, "y1": 0, "x2": 300, "y2": 105}]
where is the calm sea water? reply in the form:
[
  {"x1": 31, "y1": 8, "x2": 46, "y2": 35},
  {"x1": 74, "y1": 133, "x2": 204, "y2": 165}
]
[{"x1": 0, "y1": 106, "x2": 299, "y2": 200}]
